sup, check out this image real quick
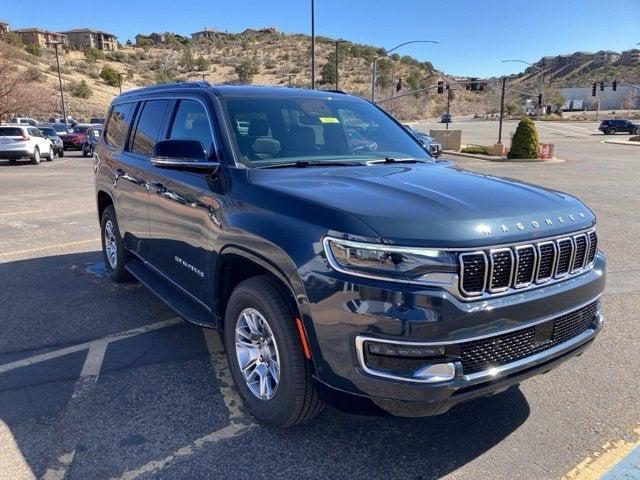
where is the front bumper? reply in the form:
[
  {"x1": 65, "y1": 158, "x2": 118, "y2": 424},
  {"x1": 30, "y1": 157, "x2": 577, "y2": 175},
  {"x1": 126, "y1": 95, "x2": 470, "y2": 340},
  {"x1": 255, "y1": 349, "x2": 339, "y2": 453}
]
[{"x1": 297, "y1": 252, "x2": 606, "y2": 416}]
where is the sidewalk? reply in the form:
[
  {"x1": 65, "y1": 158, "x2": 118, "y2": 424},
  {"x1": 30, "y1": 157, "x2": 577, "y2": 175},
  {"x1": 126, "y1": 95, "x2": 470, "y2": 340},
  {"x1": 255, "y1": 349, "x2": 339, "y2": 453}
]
[
  {"x1": 443, "y1": 150, "x2": 565, "y2": 163},
  {"x1": 602, "y1": 138, "x2": 640, "y2": 147}
]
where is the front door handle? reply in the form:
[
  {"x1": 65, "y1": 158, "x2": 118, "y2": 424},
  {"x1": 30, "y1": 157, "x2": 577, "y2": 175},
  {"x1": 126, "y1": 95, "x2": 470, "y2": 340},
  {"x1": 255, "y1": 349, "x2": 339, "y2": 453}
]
[{"x1": 114, "y1": 168, "x2": 139, "y2": 185}]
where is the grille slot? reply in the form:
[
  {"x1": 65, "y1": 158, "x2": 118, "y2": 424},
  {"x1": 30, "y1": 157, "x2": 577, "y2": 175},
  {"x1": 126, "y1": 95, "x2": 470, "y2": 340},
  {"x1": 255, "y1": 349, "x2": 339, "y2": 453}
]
[
  {"x1": 460, "y1": 253, "x2": 487, "y2": 296},
  {"x1": 459, "y1": 301, "x2": 599, "y2": 375},
  {"x1": 514, "y1": 245, "x2": 536, "y2": 287},
  {"x1": 489, "y1": 249, "x2": 513, "y2": 292},
  {"x1": 555, "y1": 238, "x2": 574, "y2": 277},
  {"x1": 536, "y1": 241, "x2": 556, "y2": 282},
  {"x1": 572, "y1": 234, "x2": 588, "y2": 271},
  {"x1": 586, "y1": 231, "x2": 597, "y2": 264}
]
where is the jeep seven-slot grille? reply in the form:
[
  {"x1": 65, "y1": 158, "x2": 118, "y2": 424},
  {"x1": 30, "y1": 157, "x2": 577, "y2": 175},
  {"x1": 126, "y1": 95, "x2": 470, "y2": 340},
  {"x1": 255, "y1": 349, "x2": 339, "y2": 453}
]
[
  {"x1": 458, "y1": 230, "x2": 597, "y2": 298},
  {"x1": 459, "y1": 301, "x2": 599, "y2": 374}
]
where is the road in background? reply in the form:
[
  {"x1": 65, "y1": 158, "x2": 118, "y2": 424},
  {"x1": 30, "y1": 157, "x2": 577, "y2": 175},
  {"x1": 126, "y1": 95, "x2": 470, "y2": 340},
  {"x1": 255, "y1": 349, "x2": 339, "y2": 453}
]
[{"x1": 0, "y1": 143, "x2": 639, "y2": 479}]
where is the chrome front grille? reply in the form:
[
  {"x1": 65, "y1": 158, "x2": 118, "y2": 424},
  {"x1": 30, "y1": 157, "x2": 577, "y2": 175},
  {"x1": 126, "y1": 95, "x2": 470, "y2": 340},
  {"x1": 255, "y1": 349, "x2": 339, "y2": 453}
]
[{"x1": 459, "y1": 229, "x2": 597, "y2": 298}]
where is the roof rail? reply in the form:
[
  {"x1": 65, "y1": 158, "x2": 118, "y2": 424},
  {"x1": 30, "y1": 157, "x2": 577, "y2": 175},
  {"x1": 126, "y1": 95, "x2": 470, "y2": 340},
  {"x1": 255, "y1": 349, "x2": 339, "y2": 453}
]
[{"x1": 118, "y1": 81, "x2": 210, "y2": 97}]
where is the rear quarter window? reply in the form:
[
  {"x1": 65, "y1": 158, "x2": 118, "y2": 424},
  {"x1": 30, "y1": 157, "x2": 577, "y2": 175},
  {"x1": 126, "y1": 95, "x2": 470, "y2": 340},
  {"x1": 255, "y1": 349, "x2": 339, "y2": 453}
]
[{"x1": 104, "y1": 102, "x2": 135, "y2": 149}]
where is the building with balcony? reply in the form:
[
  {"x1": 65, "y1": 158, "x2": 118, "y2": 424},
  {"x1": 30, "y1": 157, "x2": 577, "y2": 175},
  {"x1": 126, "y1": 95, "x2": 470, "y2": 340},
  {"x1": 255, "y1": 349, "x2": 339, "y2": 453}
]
[
  {"x1": 14, "y1": 28, "x2": 67, "y2": 47},
  {"x1": 62, "y1": 28, "x2": 118, "y2": 51}
]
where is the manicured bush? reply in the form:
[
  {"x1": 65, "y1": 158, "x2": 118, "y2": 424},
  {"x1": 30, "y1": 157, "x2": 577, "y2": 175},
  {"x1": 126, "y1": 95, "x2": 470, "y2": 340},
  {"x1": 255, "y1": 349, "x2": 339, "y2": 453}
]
[
  {"x1": 461, "y1": 145, "x2": 494, "y2": 155},
  {"x1": 508, "y1": 117, "x2": 540, "y2": 159}
]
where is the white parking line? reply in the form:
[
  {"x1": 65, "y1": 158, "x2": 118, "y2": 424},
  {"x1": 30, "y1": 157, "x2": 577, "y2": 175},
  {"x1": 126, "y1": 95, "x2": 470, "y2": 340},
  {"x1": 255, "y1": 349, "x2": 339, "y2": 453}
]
[
  {"x1": 0, "y1": 238, "x2": 100, "y2": 260},
  {"x1": 0, "y1": 317, "x2": 183, "y2": 375}
]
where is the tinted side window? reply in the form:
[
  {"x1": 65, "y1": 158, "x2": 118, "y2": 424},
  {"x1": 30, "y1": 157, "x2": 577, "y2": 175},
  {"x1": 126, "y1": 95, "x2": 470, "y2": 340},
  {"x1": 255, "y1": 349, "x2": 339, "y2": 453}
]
[
  {"x1": 168, "y1": 100, "x2": 214, "y2": 158},
  {"x1": 105, "y1": 103, "x2": 134, "y2": 149},
  {"x1": 130, "y1": 100, "x2": 170, "y2": 156}
]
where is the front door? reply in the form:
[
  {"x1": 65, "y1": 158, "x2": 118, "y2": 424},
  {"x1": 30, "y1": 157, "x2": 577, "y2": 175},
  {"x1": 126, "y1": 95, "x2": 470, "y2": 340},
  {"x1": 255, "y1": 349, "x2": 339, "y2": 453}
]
[{"x1": 147, "y1": 97, "x2": 223, "y2": 307}]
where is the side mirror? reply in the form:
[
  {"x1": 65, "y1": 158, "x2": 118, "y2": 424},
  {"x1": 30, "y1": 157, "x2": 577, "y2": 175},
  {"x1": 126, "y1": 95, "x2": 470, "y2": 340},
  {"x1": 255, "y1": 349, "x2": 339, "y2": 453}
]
[{"x1": 151, "y1": 139, "x2": 219, "y2": 171}]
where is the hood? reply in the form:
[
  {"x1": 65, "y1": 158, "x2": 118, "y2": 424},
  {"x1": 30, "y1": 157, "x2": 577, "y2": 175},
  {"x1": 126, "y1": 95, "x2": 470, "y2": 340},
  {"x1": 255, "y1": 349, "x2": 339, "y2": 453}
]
[{"x1": 249, "y1": 163, "x2": 595, "y2": 247}]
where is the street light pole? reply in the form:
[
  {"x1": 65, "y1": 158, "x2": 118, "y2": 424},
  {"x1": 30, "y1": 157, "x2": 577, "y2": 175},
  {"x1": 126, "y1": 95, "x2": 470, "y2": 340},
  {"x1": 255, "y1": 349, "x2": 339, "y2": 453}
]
[
  {"x1": 498, "y1": 76, "x2": 506, "y2": 143},
  {"x1": 502, "y1": 59, "x2": 543, "y2": 113},
  {"x1": 310, "y1": 0, "x2": 315, "y2": 89},
  {"x1": 46, "y1": 41, "x2": 67, "y2": 123},
  {"x1": 371, "y1": 40, "x2": 438, "y2": 102}
]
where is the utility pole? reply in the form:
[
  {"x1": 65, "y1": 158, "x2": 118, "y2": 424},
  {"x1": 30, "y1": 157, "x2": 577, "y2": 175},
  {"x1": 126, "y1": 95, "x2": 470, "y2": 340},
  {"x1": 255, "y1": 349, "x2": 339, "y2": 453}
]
[
  {"x1": 117, "y1": 72, "x2": 125, "y2": 94},
  {"x1": 46, "y1": 41, "x2": 67, "y2": 123},
  {"x1": 498, "y1": 76, "x2": 506, "y2": 143},
  {"x1": 310, "y1": 0, "x2": 315, "y2": 89},
  {"x1": 288, "y1": 74, "x2": 293, "y2": 87},
  {"x1": 334, "y1": 39, "x2": 345, "y2": 90},
  {"x1": 446, "y1": 86, "x2": 451, "y2": 130}
]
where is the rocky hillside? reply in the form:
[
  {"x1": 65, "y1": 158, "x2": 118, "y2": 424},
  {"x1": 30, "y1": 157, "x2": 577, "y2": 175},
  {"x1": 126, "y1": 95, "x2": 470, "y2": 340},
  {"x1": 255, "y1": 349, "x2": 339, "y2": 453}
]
[{"x1": 0, "y1": 30, "x2": 493, "y2": 122}]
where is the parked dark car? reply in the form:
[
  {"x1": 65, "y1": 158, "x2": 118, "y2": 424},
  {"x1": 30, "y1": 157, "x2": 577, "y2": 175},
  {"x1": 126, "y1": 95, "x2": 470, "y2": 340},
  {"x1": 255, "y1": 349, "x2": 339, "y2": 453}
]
[
  {"x1": 90, "y1": 117, "x2": 105, "y2": 124},
  {"x1": 440, "y1": 113, "x2": 452, "y2": 124},
  {"x1": 37, "y1": 125, "x2": 65, "y2": 157},
  {"x1": 403, "y1": 124, "x2": 442, "y2": 157},
  {"x1": 95, "y1": 83, "x2": 605, "y2": 427},
  {"x1": 60, "y1": 124, "x2": 90, "y2": 150},
  {"x1": 82, "y1": 125, "x2": 103, "y2": 157},
  {"x1": 47, "y1": 123, "x2": 72, "y2": 135},
  {"x1": 598, "y1": 119, "x2": 640, "y2": 135}
]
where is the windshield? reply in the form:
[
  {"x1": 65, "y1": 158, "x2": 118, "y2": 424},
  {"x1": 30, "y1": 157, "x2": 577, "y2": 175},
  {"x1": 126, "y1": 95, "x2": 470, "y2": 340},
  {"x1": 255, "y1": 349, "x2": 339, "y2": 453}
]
[
  {"x1": 51, "y1": 124, "x2": 68, "y2": 133},
  {"x1": 223, "y1": 96, "x2": 430, "y2": 167},
  {"x1": 39, "y1": 127, "x2": 56, "y2": 136},
  {"x1": 72, "y1": 126, "x2": 89, "y2": 133}
]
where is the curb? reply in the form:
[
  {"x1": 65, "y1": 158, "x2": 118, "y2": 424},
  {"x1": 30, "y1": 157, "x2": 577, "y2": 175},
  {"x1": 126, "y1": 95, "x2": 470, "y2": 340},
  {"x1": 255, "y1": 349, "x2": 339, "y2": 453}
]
[
  {"x1": 603, "y1": 140, "x2": 640, "y2": 147},
  {"x1": 443, "y1": 150, "x2": 565, "y2": 163}
]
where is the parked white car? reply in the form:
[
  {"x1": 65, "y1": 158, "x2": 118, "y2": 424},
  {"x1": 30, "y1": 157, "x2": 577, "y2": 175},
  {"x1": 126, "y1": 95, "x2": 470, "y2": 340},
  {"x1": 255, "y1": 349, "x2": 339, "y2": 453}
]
[
  {"x1": 0, "y1": 125, "x2": 54, "y2": 164},
  {"x1": 10, "y1": 117, "x2": 39, "y2": 126}
]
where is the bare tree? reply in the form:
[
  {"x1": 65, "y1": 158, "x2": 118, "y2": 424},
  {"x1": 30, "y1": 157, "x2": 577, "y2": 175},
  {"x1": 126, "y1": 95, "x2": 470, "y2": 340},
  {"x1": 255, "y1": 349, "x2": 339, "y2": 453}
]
[
  {"x1": 623, "y1": 90, "x2": 637, "y2": 115},
  {"x1": 0, "y1": 42, "x2": 43, "y2": 121}
]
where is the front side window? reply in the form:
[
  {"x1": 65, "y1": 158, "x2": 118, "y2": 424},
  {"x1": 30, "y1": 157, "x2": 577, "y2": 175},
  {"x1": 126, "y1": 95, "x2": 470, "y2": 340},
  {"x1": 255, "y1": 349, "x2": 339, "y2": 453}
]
[
  {"x1": 167, "y1": 100, "x2": 214, "y2": 158},
  {"x1": 223, "y1": 96, "x2": 429, "y2": 167},
  {"x1": 104, "y1": 103, "x2": 134, "y2": 149},
  {"x1": 130, "y1": 100, "x2": 170, "y2": 156}
]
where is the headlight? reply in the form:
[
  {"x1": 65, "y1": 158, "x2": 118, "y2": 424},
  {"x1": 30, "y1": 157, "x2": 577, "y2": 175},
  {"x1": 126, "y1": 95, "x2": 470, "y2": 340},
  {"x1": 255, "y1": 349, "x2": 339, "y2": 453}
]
[{"x1": 323, "y1": 237, "x2": 457, "y2": 284}]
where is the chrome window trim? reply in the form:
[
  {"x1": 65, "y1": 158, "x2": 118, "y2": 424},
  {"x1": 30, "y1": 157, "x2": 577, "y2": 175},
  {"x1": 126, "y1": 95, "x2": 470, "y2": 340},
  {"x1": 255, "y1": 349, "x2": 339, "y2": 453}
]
[
  {"x1": 535, "y1": 241, "x2": 557, "y2": 283},
  {"x1": 459, "y1": 251, "x2": 488, "y2": 297},
  {"x1": 554, "y1": 237, "x2": 575, "y2": 279},
  {"x1": 514, "y1": 244, "x2": 537, "y2": 288},
  {"x1": 571, "y1": 233, "x2": 588, "y2": 272},
  {"x1": 488, "y1": 248, "x2": 514, "y2": 293}
]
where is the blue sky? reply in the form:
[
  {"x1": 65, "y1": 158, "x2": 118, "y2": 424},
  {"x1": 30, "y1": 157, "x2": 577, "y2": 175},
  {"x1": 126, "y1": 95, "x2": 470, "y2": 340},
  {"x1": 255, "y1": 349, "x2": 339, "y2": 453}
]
[{"x1": 2, "y1": 0, "x2": 639, "y2": 77}]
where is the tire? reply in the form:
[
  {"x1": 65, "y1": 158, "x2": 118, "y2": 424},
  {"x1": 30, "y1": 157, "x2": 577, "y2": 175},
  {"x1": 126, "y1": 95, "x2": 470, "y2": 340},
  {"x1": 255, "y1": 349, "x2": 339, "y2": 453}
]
[
  {"x1": 224, "y1": 276, "x2": 324, "y2": 427},
  {"x1": 82, "y1": 146, "x2": 88, "y2": 157},
  {"x1": 58, "y1": 149, "x2": 64, "y2": 158},
  {"x1": 30, "y1": 147, "x2": 40, "y2": 165},
  {"x1": 46, "y1": 146, "x2": 54, "y2": 161},
  {"x1": 608, "y1": 128, "x2": 616, "y2": 135},
  {"x1": 100, "y1": 205, "x2": 133, "y2": 283},
  {"x1": 634, "y1": 128, "x2": 640, "y2": 136}
]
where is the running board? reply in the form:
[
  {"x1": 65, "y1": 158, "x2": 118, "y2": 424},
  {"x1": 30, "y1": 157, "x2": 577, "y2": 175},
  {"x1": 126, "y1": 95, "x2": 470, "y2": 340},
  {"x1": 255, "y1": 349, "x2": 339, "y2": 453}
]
[{"x1": 126, "y1": 258, "x2": 218, "y2": 329}]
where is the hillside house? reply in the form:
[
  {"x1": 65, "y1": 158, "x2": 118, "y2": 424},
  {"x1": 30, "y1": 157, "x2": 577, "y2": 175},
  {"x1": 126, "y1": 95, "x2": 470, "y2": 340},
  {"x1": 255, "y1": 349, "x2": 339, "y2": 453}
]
[
  {"x1": 62, "y1": 28, "x2": 118, "y2": 51},
  {"x1": 14, "y1": 28, "x2": 67, "y2": 46}
]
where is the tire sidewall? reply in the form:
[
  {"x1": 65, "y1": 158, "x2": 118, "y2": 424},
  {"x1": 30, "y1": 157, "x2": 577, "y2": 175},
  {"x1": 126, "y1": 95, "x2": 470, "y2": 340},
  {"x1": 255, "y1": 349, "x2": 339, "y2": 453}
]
[
  {"x1": 32, "y1": 147, "x2": 40, "y2": 164},
  {"x1": 100, "y1": 206, "x2": 129, "y2": 281},
  {"x1": 224, "y1": 283, "x2": 301, "y2": 426},
  {"x1": 609, "y1": 128, "x2": 616, "y2": 135}
]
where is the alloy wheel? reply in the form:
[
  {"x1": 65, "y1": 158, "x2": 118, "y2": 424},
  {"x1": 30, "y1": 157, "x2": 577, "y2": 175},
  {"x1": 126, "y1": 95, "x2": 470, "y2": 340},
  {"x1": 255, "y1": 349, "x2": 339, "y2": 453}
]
[
  {"x1": 235, "y1": 308, "x2": 281, "y2": 401},
  {"x1": 104, "y1": 219, "x2": 118, "y2": 269}
]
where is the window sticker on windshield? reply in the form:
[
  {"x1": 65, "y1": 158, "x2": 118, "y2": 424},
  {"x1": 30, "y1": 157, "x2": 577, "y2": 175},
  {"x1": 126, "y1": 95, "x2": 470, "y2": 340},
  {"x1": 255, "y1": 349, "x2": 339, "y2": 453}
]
[{"x1": 319, "y1": 117, "x2": 340, "y2": 124}]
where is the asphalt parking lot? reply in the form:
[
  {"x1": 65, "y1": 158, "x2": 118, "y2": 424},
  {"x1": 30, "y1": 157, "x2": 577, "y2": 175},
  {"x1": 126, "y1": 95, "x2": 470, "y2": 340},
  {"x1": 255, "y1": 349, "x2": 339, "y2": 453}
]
[{"x1": 0, "y1": 126, "x2": 639, "y2": 479}]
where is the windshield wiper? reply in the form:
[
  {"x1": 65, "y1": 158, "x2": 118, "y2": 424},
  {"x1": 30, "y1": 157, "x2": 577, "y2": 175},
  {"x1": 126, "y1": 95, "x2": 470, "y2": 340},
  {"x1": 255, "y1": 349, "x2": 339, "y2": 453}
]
[
  {"x1": 257, "y1": 160, "x2": 362, "y2": 169},
  {"x1": 366, "y1": 157, "x2": 428, "y2": 164}
]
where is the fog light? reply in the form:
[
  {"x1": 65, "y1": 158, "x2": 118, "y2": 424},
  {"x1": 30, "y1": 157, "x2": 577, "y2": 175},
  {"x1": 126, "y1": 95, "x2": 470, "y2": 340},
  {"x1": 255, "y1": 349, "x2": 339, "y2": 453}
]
[{"x1": 413, "y1": 362, "x2": 456, "y2": 382}]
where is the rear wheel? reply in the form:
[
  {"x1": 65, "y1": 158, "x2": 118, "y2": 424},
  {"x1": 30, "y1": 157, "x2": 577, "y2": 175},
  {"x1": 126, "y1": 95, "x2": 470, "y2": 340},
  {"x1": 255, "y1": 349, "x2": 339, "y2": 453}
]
[
  {"x1": 82, "y1": 145, "x2": 88, "y2": 157},
  {"x1": 224, "y1": 276, "x2": 324, "y2": 427},
  {"x1": 58, "y1": 149, "x2": 64, "y2": 158},
  {"x1": 46, "y1": 146, "x2": 53, "y2": 161},
  {"x1": 100, "y1": 205, "x2": 133, "y2": 283},
  {"x1": 30, "y1": 147, "x2": 40, "y2": 165}
]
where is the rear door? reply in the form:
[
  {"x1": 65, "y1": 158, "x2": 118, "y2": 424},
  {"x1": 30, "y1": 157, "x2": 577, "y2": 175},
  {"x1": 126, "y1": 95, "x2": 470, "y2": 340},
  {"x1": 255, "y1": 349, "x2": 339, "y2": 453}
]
[
  {"x1": 28, "y1": 128, "x2": 49, "y2": 154},
  {"x1": 146, "y1": 96, "x2": 222, "y2": 306}
]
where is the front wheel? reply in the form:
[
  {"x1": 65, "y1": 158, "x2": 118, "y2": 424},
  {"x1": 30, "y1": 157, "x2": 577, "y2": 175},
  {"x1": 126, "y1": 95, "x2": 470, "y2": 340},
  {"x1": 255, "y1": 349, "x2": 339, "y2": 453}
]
[
  {"x1": 46, "y1": 146, "x2": 53, "y2": 161},
  {"x1": 608, "y1": 128, "x2": 616, "y2": 135},
  {"x1": 224, "y1": 276, "x2": 324, "y2": 427},
  {"x1": 100, "y1": 205, "x2": 133, "y2": 282},
  {"x1": 634, "y1": 128, "x2": 640, "y2": 136},
  {"x1": 58, "y1": 149, "x2": 64, "y2": 158},
  {"x1": 82, "y1": 146, "x2": 88, "y2": 157}
]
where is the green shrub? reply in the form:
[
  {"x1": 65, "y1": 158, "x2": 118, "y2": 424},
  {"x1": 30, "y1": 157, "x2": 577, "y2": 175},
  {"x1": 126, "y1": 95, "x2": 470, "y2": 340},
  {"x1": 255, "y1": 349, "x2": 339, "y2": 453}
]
[
  {"x1": 461, "y1": 145, "x2": 494, "y2": 155},
  {"x1": 3, "y1": 31, "x2": 22, "y2": 46},
  {"x1": 235, "y1": 58, "x2": 258, "y2": 84},
  {"x1": 99, "y1": 66, "x2": 121, "y2": 87},
  {"x1": 84, "y1": 47, "x2": 105, "y2": 63},
  {"x1": 25, "y1": 43, "x2": 41, "y2": 56},
  {"x1": 508, "y1": 117, "x2": 540, "y2": 159},
  {"x1": 71, "y1": 80, "x2": 92, "y2": 98}
]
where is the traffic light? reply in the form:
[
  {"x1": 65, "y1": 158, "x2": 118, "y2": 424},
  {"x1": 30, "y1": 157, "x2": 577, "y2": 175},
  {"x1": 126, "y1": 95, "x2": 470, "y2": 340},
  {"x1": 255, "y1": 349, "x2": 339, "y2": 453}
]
[
  {"x1": 599, "y1": 82, "x2": 604, "y2": 92},
  {"x1": 437, "y1": 80, "x2": 444, "y2": 94},
  {"x1": 592, "y1": 83, "x2": 597, "y2": 96},
  {"x1": 396, "y1": 78, "x2": 402, "y2": 92},
  {"x1": 612, "y1": 80, "x2": 617, "y2": 91},
  {"x1": 537, "y1": 93, "x2": 542, "y2": 107}
]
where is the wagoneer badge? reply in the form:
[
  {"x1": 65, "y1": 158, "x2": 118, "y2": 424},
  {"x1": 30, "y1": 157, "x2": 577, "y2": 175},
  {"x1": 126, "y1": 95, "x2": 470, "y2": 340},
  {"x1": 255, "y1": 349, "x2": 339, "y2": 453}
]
[{"x1": 477, "y1": 212, "x2": 586, "y2": 235}]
